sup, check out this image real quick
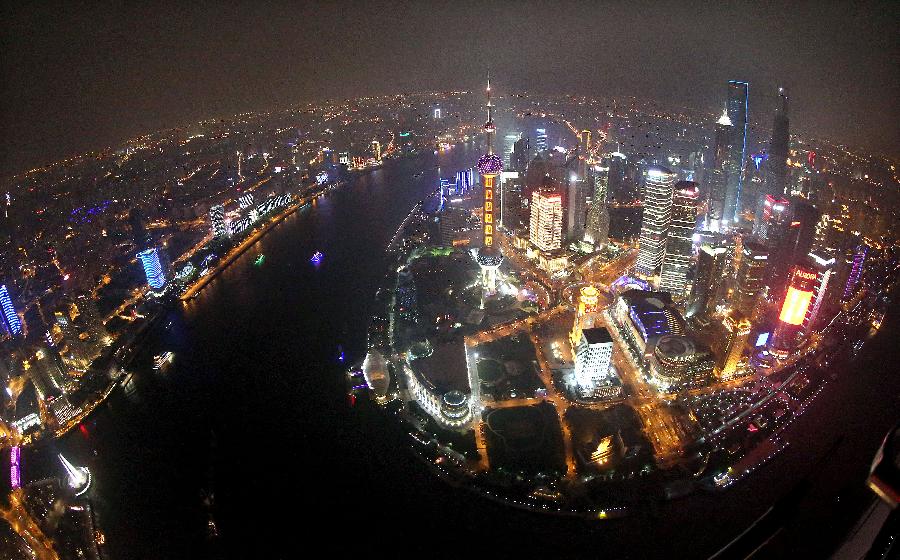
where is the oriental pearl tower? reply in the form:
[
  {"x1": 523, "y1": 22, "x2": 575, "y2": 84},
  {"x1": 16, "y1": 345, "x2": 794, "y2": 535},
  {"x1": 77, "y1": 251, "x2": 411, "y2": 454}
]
[{"x1": 476, "y1": 78, "x2": 504, "y2": 299}]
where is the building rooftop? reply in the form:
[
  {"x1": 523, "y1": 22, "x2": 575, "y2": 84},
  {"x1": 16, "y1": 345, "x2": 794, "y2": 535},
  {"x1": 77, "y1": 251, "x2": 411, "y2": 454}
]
[{"x1": 583, "y1": 327, "x2": 613, "y2": 345}]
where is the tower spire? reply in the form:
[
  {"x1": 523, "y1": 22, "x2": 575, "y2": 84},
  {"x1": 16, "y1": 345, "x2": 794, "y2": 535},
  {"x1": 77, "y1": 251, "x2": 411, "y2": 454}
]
[{"x1": 483, "y1": 75, "x2": 496, "y2": 155}]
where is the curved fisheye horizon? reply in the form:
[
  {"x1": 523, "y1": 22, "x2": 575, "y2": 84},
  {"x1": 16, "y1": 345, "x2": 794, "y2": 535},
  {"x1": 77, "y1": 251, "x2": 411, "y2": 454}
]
[{"x1": 0, "y1": 3, "x2": 898, "y2": 560}]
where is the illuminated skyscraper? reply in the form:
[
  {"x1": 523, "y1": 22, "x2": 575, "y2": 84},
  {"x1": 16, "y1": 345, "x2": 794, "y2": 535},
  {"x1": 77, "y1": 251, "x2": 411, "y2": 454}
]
[
  {"x1": 771, "y1": 261, "x2": 818, "y2": 357},
  {"x1": 635, "y1": 166, "x2": 677, "y2": 277},
  {"x1": 733, "y1": 240, "x2": 769, "y2": 317},
  {"x1": 475, "y1": 78, "x2": 504, "y2": 295},
  {"x1": 137, "y1": 247, "x2": 167, "y2": 290},
  {"x1": 688, "y1": 244, "x2": 729, "y2": 318},
  {"x1": 765, "y1": 87, "x2": 790, "y2": 197},
  {"x1": 209, "y1": 204, "x2": 227, "y2": 238},
  {"x1": 0, "y1": 284, "x2": 22, "y2": 336},
  {"x1": 529, "y1": 188, "x2": 563, "y2": 252},
  {"x1": 718, "y1": 311, "x2": 751, "y2": 378},
  {"x1": 723, "y1": 81, "x2": 749, "y2": 226},
  {"x1": 584, "y1": 165, "x2": 610, "y2": 248},
  {"x1": 706, "y1": 108, "x2": 733, "y2": 230},
  {"x1": 660, "y1": 182, "x2": 699, "y2": 298},
  {"x1": 843, "y1": 244, "x2": 867, "y2": 300},
  {"x1": 371, "y1": 139, "x2": 382, "y2": 161},
  {"x1": 803, "y1": 251, "x2": 836, "y2": 332}
]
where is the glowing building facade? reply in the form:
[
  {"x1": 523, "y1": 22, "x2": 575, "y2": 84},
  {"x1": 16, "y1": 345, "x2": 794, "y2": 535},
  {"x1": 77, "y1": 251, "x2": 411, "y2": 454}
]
[
  {"x1": 584, "y1": 165, "x2": 610, "y2": 248},
  {"x1": 371, "y1": 140, "x2": 381, "y2": 161},
  {"x1": 803, "y1": 252, "x2": 836, "y2": 332},
  {"x1": 843, "y1": 244, "x2": 867, "y2": 300},
  {"x1": 573, "y1": 327, "x2": 615, "y2": 398},
  {"x1": 771, "y1": 262, "x2": 818, "y2": 357},
  {"x1": 635, "y1": 166, "x2": 677, "y2": 277},
  {"x1": 137, "y1": 247, "x2": 167, "y2": 290},
  {"x1": 0, "y1": 284, "x2": 22, "y2": 336},
  {"x1": 209, "y1": 204, "x2": 227, "y2": 238},
  {"x1": 718, "y1": 311, "x2": 751, "y2": 378},
  {"x1": 659, "y1": 182, "x2": 699, "y2": 298},
  {"x1": 529, "y1": 189, "x2": 563, "y2": 252}
]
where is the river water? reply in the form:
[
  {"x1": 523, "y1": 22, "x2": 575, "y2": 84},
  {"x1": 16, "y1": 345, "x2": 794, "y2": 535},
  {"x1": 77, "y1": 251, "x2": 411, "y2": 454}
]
[{"x1": 30, "y1": 143, "x2": 900, "y2": 559}]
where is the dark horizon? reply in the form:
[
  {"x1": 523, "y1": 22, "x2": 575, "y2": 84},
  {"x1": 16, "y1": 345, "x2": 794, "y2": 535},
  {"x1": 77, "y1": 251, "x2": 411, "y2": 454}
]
[{"x1": 2, "y1": 1, "x2": 898, "y2": 178}]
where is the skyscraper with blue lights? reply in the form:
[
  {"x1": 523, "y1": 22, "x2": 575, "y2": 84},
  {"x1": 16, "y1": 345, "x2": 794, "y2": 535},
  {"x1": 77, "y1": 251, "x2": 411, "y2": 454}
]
[
  {"x1": 137, "y1": 248, "x2": 167, "y2": 290},
  {"x1": 0, "y1": 284, "x2": 22, "y2": 336}
]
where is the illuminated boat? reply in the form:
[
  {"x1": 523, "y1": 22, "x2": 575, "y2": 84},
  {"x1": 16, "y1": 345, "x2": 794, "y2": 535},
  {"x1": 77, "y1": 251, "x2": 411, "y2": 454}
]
[
  {"x1": 310, "y1": 251, "x2": 324, "y2": 265},
  {"x1": 253, "y1": 254, "x2": 265, "y2": 266},
  {"x1": 153, "y1": 352, "x2": 175, "y2": 370}
]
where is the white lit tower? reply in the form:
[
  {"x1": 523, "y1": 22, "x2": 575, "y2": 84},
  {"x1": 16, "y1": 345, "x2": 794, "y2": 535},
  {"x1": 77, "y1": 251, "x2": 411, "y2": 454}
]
[
  {"x1": 476, "y1": 78, "x2": 504, "y2": 296},
  {"x1": 635, "y1": 166, "x2": 677, "y2": 278}
]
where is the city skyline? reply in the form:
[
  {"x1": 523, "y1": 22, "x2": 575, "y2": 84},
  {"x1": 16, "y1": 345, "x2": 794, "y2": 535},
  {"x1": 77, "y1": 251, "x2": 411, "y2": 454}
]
[
  {"x1": 0, "y1": 4, "x2": 897, "y2": 559},
  {"x1": 2, "y1": 2, "x2": 899, "y2": 177}
]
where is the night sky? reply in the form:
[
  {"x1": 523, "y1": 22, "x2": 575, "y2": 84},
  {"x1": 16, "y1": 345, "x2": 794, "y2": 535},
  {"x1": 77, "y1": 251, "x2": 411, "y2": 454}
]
[{"x1": 1, "y1": 1, "x2": 897, "y2": 176}]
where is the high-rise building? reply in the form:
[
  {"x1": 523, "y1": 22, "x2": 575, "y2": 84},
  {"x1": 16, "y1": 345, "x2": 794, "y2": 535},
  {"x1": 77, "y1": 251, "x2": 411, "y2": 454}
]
[
  {"x1": 566, "y1": 172, "x2": 590, "y2": 241},
  {"x1": 635, "y1": 166, "x2": 677, "y2": 277},
  {"x1": 660, "y1": 182, "x2": 699, "y2": 298},
  {"x1": 529, "y1": 188, "x2": 563, "y2": 252},
  {"x1": 707, "y1": 108, "x2": 734, "y2": 230},
  {"x1": 512, "y1": 137, "x2": 531, "y2": 172},
  {"x1": 475, "y1": 79, "x2": 504, "y2": 296},
  {"x1": 723, "y1": 81, "x2": 749, "y2": 226},
  {"x1": 573, "y1": 327, "x2": 614, "y2": 398},
  {"x1": 771, "y1": 261, "x2": 819, "y2": 357},
  {"x1": 209, "y1": 204, "x2": 227, "y2": 238},
  {"x1": 733, "y1": 240, "x2": 769, "y2": 317},
  {"x1": 688, "y1": 244, "x2": 729, "y2": 318},
  {"x1": 128, "y1": 208, "x2": 152, "y2": 250},
  {"x1": 137, "y1": 247, "x2": 167, "y2": 291},
  {"x1": 787, "y1": 198, "x2": 819, "y2": 264},
  {"x1": 371, "y1": 140, "x2": 382, "y2": 161},
  {"x1": 607, "y1": 152, "x2": 628, "y2": 202},
  {"x1": 842, "y1": 244, "x2": 867, "y2": 300},
  {"x1": 498, "y1": 171, "x2": 523, "y2": 231},
  {"x1": 754, "y1": 194, "x2": 791, "y2": 244},
  {"x1": 580, "y1": 130, "x2": 592, "y2": 154},
  {"x1": 535, "y1": 128, "x2": 548, "y2": 151},
  {"x1": 584, "y1": 165, "x2": 610, "y2": 248},
  {"x1": 718, "y1": 311, "x2": 751, "y2": 378},
  {"x1": 765, "y1": 87, "x2": 790, "y2": 196},
  {"x1": 0, "y1": 284, "x2": 22, "y2": 336},
  {"x1": 503, "y1": 134, "x2": 520, "y2": 168},
  {"x1": 803, "y1": 251, "x2": 836, "y2": 332}
]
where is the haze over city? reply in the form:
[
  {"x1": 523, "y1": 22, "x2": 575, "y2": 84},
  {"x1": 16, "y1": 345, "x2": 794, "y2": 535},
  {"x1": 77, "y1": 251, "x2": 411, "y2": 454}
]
[
  {"x1": 2, "y1": 1, "x2": 898, "y2": 177},
  {"x1": 0, "y1": 2, "x2": 898, "y2": 559}
]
